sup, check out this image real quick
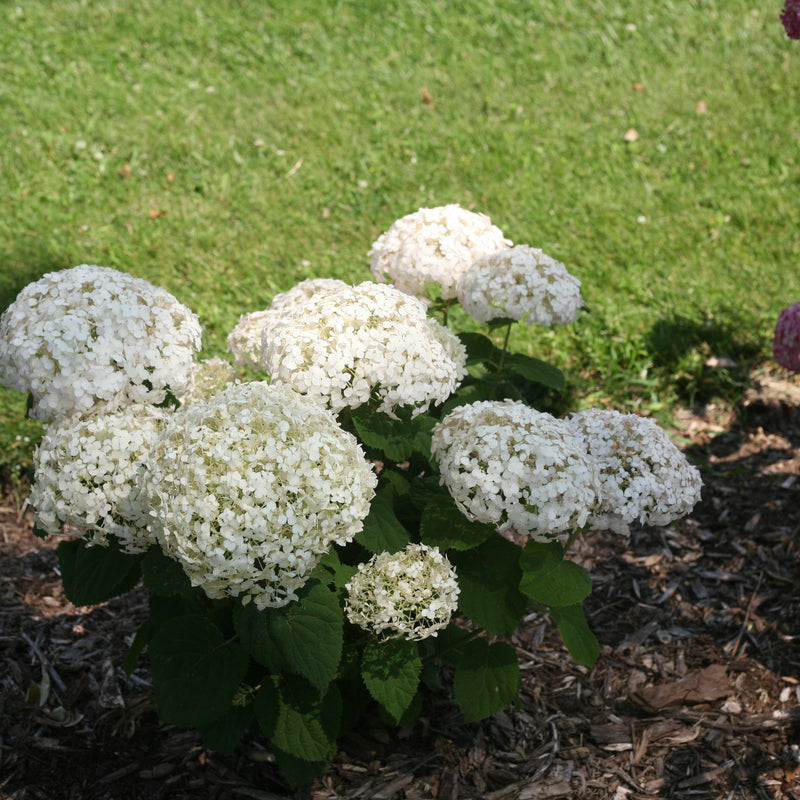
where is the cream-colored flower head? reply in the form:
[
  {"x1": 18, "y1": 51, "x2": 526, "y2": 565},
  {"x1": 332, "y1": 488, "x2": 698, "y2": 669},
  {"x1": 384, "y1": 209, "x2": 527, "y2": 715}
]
[
  {"x1": 567, "y1": 409, "x2": 703, "y2": 534},
  {"x1": 141, "y1": 381, "x2": 378, "y2": 609},
  {"x1": 261, "y1": 281, "x2": 466, "y2": 417},
  {"x1": 369, "y1": 204, "x2": 511, "y2": 299},
  {"x1": 457, "y1": 245, "x2": 583, "y2": 326},
  {"x1": 227, "y1": 279, "x2": 348, "y2": 369},
  {"x1": 0, "y1": 265, "x2": 202, "y2": 420},
  {"x1": 29, "y1": 405, "x2": 173, "y2": 553},
  {"x1": 431, "y1": 400, "x2": 599, "y2": 542},
  {"x1": 345, "y1": 543, "x2": 460, "y2": 641}
]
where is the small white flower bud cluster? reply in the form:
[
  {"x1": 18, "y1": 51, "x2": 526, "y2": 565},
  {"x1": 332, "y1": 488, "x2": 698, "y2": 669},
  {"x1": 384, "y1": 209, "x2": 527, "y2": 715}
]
[
  {"x1": 141, "y1": 382, "x2": 378, "y2": 609},
  {"x1": 345, "y1": 543, "x2": 460, "y2": 641},
  {"x1": 369, "y1": 204, "x2": 511, "y2": 299},
  {"x1": 0, "y1": 265, "x2": 202, "y2": 420},
  {"x1": 567, "y1": 409, "x2": 703, "y2": 534},
  {"x1": 29, "y1": 405, "x2": 173, "y2": 553},
  {"x1": 456, "y1": 245, "x2": 583, "y2": 327},
  {"x1": 261, "y1": 281, "x2": 466, "y2": 417},
  {"x1": 431, "y1": 400, "x2": 600, "y2": 542}
]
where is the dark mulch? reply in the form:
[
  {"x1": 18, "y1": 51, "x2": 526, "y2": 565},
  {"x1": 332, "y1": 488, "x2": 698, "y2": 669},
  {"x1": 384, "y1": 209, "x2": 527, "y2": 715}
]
[{"x1": 3, "y1": 374, "x2": 800, "y2": 800}]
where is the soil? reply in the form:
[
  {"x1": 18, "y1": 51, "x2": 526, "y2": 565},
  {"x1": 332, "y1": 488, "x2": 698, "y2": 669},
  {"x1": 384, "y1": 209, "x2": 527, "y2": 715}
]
[{"x1": 4, "y1": 374, "x2": 800, "y2": 800}]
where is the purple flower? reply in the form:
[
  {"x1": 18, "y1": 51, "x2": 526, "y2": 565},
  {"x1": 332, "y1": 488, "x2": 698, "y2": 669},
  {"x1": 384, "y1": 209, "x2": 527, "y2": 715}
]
[
  {"x1": 773, "y1": 301, "x2": 800, "y2": 371},
  {"x1": 781, "y1": 0, "x2": 800, "y2": 39}
]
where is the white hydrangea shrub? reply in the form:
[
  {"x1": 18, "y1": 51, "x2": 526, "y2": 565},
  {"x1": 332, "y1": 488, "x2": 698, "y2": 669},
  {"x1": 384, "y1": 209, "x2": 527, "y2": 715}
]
[
  {"x1": 28, "y1": 405, "x2": 174, "y2": 553},
  {"x1": 141, "y1": 381, "x2": 378, "y2": 609},
  {"x1": 567, "y1": 409, "x2": 703, "y2": 534},
  {"x1": 0, "y1": 265, "x2": 202, "y2": 420},
  {"x1": 261, "y1": 281, "x2": 467, "y2": 417},
  {"x1": 369, "y1": 204, "x2": 512, "y2": 299},
  {"x1": 345, "y1": 543, "x2": 460, "y2": 641},
  {"x1": 456, "y1": 245, "x2": 583, "y2": 327},
  {"x1": 227, "y1": 279, "x2": 348, "y2": 369},
  {"x1": 431, "y1": 400, "x2": 599, "y2": 542}
]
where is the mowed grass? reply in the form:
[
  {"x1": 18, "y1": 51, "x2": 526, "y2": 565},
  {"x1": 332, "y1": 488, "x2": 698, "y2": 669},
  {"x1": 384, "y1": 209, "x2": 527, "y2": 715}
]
[{"x1": 1, "y1": 0, "x2": 799, "y2": 486}]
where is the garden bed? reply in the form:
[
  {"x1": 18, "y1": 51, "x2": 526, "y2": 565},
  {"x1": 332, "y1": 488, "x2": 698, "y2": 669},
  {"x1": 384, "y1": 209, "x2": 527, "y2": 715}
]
[{"x1": 3, "y1": 377, "x2": 800, "y2": 800}]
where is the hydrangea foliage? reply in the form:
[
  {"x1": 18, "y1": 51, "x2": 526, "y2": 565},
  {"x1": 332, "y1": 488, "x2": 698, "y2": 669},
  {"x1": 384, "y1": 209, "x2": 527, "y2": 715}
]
[
  {"x1": 567, "y1": 409, "x2": 703, "y2": 534},
  {"x1": 0, "y1": 265, "x2": 201, "y2": 420},
  {"x1": 369, "y1": 204, "x2": 511, "y2": 299},
  {"x1": 457, "y1": 245, "x2": 583, "y2": 327},
  {"x1": 141, "y1": 381, "x2": 377, "y2": 609},
  {"x1": 431, "y1": 400, "x2": 600, "y2": 541},
  {"x1": 345, "y1": 543, "x2": 460, "y2": 641}
]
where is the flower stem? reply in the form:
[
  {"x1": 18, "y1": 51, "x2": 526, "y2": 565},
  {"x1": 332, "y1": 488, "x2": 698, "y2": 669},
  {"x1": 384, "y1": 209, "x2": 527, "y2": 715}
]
[{"x1": 490, "y1": 322, "x2": 513, "y2": 400}]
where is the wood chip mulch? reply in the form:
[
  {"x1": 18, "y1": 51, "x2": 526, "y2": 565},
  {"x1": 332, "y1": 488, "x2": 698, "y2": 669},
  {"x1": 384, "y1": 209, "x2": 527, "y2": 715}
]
[{"x1": 3, "y1": 375, "x2": 800, "y2": 799}]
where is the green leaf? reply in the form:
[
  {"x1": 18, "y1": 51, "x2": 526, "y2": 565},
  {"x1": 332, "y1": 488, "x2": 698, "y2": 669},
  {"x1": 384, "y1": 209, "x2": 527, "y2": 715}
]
[
  {"x1": 148, "y1": 614, "x2": 249, "y2": 727},
  {"x1": 420, "y1": 495, "x2": 494, "y2": 551},
  {"x1": 361, "y1": 637, "x2": 422, "y2": 723},
  {"x1": 121, "y1": 618, "x2": 153, "y2": 675},
  {"x1": 505, "y1": 353, "x2": 566, "y2": 393},
  {"x1": 550, "y1": 604, "x2": 601, "y2": 667},
  {"x1": 199, "y1": 703, "x2": 255, "y2": 755},
  {"x1": 486, "y1": 317, "x2": 517, "y2": 332},
  {"x1": 57, "y1": 537, "x2": 142, "y2": 606},
  {"x1": 271, "y1": 746, "x2": 334, "y2": 790},
  {"x1": 270, "y1": 678, "x2": 341, "y2": 763},
  {"x1": 141, "y1": 546, "x2": 196, "y2": 597},
  {"x1": 350, "y1": 406, "x2": 415, "y2": 461},
  {"x1": 453, "y1": 639, "x2": 520, "y2": 723},
  {"x1": 519, "y1": 540, "x2": 592, "y2": 607},
  {"x1": 356, "y1": 489, "x2": 410, "y2": 554},
  {"x1": 234, "y1": 580, "x2": 343, "y2": 694},
  {"x1": 457, "y1": 331, "x2": 495, "y2": 365},
  {"x1": 450, "y1": 536, "x2": 527, "y2": 635}
]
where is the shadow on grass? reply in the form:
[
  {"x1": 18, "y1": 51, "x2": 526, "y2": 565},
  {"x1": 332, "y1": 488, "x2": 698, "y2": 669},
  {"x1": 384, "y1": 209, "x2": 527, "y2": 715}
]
[
  {"x1": 0, "y1": 241, "x2": 70, "y2": 313},
  {"x1": 645, "y1": 312, "x2": 766, "y2": 408}
]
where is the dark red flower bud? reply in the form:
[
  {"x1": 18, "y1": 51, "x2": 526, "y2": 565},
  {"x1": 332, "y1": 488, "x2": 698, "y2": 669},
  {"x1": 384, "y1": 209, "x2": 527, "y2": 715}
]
[{"x1": 781, "y1": 0, "x2": 800, "y2": 39}]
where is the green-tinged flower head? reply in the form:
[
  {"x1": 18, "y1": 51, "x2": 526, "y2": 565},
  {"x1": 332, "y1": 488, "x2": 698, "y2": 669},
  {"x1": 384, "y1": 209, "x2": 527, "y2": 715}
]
[
  {"x1": 431, "y1": 400, "x2": 599, "y2": 542},
  {"x1": 0, "y1": 265, "x2": 202, "y2": 420},
  {"x1": 177, "y1": 356, "x2": 237, "y2": 405},
  {"x1": 345, "y1": 543, "x2": 460, "y2": 641},
  {"x1": 29, "y1": 404, "x2": 174, "y2": 552},
  {"x1": 567, "y1": 409, "x2": 703, "y2": 534},
  {"x1": 142, "y1": 381, "x2": 378, "y2": 609}
]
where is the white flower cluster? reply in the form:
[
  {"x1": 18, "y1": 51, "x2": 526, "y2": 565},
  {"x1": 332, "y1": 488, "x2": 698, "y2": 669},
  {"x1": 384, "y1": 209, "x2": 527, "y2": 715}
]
[
  {"x1": 261, "y1": 281, "x2": 467, "y2": 417},
  {"x1": 567, "y1": 409, "x2": 703, "y2": 534},
  {"x1": 457, "y1": 245, "x2": 583, "y2": 327},
  {"x1": 28, "y1": 405, "x2": 173, "y2": 553},
  {"x1": 0, "y1": 265, "x2": 202, "y2": 420},
  {"x1": 141, "y1": 381, "x2": 378, "y2": 609},
  {"x1": 177, "y1": 357, "x2": 237, "y2": 405},
  {"x1": 369, "y1": 204, "x2": 511, "y2": 299},
  {"x1": 227, "y1": 279, "x2": 348, "y2": 369},
  {"x1": 431, "y1": 400, "x2": 599, "y2": 541},
  {"x1": 345, "y1": 543, "x2": 459, "y2": 641}
]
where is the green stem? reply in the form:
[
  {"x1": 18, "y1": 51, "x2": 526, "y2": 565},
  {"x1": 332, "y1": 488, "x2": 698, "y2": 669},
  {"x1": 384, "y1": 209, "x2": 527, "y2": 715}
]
[
  {"x1": 422, "y1": 626, "x2": 484, "y2": 665},
  {"x1": 490, "y1": 322, "x2": 513, "y2": 400}
]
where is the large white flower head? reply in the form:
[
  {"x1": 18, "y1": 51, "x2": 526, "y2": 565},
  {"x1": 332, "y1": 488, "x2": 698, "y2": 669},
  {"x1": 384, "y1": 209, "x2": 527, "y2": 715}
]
[
  {"x1": 0, "y1": 265, "x2": 202, "y2": 420},
  {"x1": 227, "y1": 279, "x2": 348, "y2": 369},
  {"x1": 369, "y1": 204, "x2": 512, "y2": 300},
  {"x1": 261, "y1": 281, "x2": 467, "y2": 417},
  {"x1": 345, "y1": 543, "x2": 460, "y2": 641},
  {"x1": 431, "y1": 400, "x2": 599, "y2": 542},
  {"x1": 28, "y1": 405, "x2": 173, "y2": 553},
  {"x1": 456, "y1": 245, "x2": 583, "y2": 327},
  {"x1": 567, "y1": 409, "x2": 703, "y2": 534},
  {"x1": 141, "y1": 381, "x2": 378, "y2": 609}
]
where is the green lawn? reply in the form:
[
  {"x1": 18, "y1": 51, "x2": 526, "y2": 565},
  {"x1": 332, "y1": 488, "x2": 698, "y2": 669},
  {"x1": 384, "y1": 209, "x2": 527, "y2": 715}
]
[{"x1": 2, "y1": 0, "x2": 799, "y2": 487}]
